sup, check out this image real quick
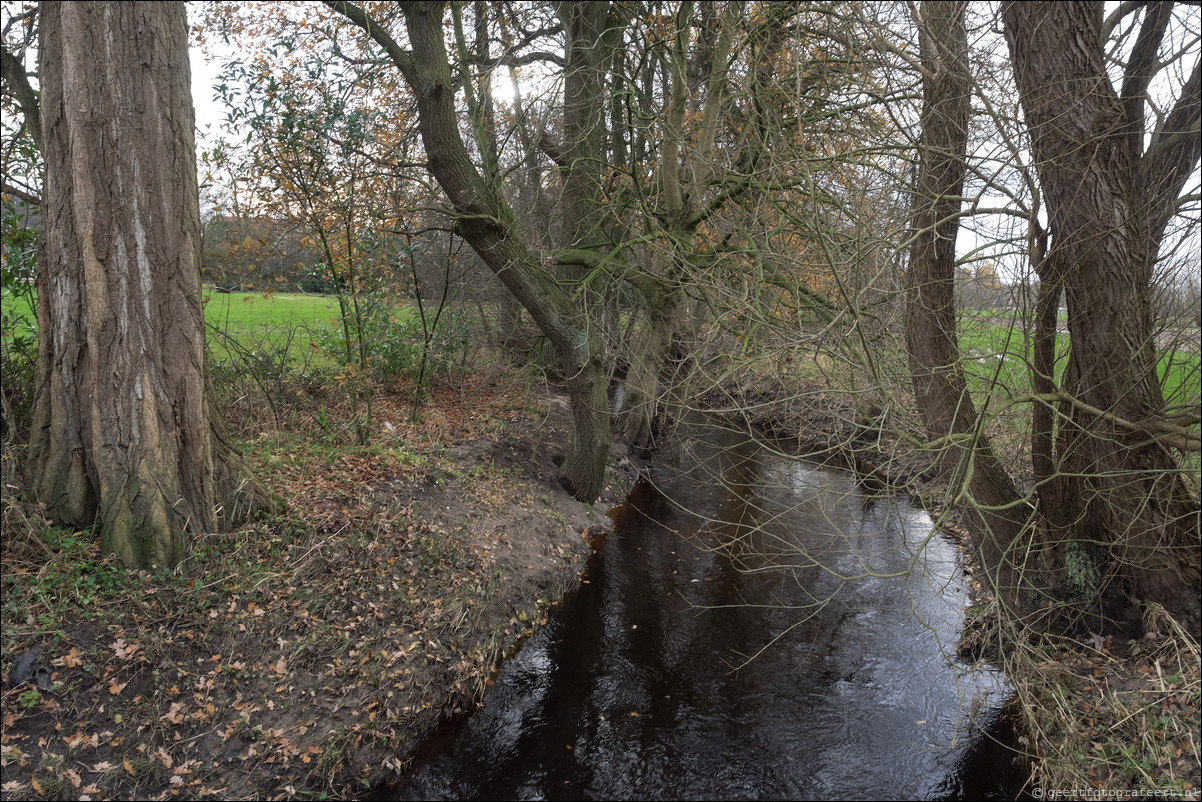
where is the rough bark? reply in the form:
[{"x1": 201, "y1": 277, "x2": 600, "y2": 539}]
[
  {"x1": 553, "y1": 1, "x2": 618, "y2": 494},
  {"x1": 28, "y1": 1, "x2": 280, "y2": 569},
  {"x1": 1003, "y1": 1, "x2": 1201, "y2": 616},
  {"x1": 904, "y1": 1, "x2": 1032, "y2": 606},
  {"x1": 617, "y1": 287, "x2": 679, "y2": 454}
]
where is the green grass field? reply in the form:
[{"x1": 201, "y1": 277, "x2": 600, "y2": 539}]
[
  {"x1": 2, "y1": 288, "x2": 341, "y2": 333},
  {"x1": 5, "y1": 288, "x2": 1197, "y2": 416},
  {"x1": 202, "y1": 290, "x2": 344, "y2": 364},
  {"x1": 958, "y1": 312, "x2": 1201, "y2": 416},
  {"x1": 2, "y1": 287, "x2": 347, "y2": 366},
  {"x1": 202, "y1": 290, "x2": 342, "y2": 335}
]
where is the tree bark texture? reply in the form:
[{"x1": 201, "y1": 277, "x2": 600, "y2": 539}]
[
  {"x1": 28, "y1": 1, "x2": 279, "y2": 568},
  {"x1": 617, "y1": 2, "x2": 736, "y2": 454},
  {"x1": 1003, "y1": 1, "x2": 1200, "y2": 615},
  {"x1": 905, "y1": 1, "x2": 1032, "y2": 605}
]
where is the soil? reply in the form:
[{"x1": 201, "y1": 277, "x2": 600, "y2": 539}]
[{"x1": 0, "y1": 374, "x2": 641, "y2": 801}]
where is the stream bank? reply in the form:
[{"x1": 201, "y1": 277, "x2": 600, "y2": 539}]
[
  {"x1": 388, "y1": 414, "x2": 1027, "y2": 800},
  {"x1": 1, "y1": 379, "x2": 640, "y2": 801}
]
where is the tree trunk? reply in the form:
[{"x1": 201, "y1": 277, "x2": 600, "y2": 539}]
[
  {"x1": 554, "y1": 1, "x2": 618, "y2": 495},
  {"x1": 617, "y1": 287, "x2": 679, "y2": 454},
  {"x1": 330, "y1": 0, "x2": 612, "y2": 501},
  {"x1": 28, "y1": 1, "x2": 280, "y2": 569},
  {"x1": 1003, "y1": 1, "x2": 1200, "y2": 617},
  {"x1": 904, "y1": 1, "x2": 1032, "y2": 606}
]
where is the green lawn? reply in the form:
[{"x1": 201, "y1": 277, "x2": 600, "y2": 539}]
[
  {"x1": 958, "y1": 312, "x2": 1201, "y2": 417},
  {"x1": 2, "y1": 287, "x2": 341, "y2": 332},
  {"x1": 2, "y1": 287, "x2": 346, "y2": 366},
  {"x1": 202, "y1": 290, "x2": 342, "y2": 335},
  {"x1": 201, "y1": 290, "x2": 362, "y2": 370},
  {"x1": 1, "y1": 287, "x2": 34, "y2": 323}
]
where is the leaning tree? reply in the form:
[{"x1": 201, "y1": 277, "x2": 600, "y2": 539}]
[
  {"x1": 903, "y1": 0, "x2": 1200, "y2": 622},
  {"x1": 27, "y1": 1, "x2": 279, "y2": 569}
]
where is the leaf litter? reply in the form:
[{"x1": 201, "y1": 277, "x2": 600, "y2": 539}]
[{"x1": 2, "y1": 375, "x2": 637, "y2": 800}]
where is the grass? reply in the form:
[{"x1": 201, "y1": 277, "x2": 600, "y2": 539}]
[
  {"x1": 2, "y1": 287, "x2": 342, "y2": 354},
  {"x1": 1004, "y1": 603, "x2": 1201, "y2": 797},
  {"x1": 202, "y1": 290, "x2": 345, "y2": 365},
  {"x1": 202, "y1": 290, "x2": 342, "y2": 336},
  {"x1": 957, "y1": 311, "x2": 1201, "y2": 421}
]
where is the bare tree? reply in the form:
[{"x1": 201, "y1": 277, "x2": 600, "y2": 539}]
[
  {"x1": 904, "y1": 0, "x2": 1032, "y2": 607},
  {"x1": 1002, "y1": 0, "x2": 1200, "y2": 614}
]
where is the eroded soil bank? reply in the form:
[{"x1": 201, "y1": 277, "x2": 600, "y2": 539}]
[{"x1": 1, "y1": 376, "x2": 639, "y2": 800}]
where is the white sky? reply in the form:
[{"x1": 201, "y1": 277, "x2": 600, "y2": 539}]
[{"x1": 187, "y1": 15, "x2": 229, "y2": 151}]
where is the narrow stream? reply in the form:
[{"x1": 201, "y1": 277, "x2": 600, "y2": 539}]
[{"x1": 392, "y1": 417, "x2": 1024, "y2": 800}]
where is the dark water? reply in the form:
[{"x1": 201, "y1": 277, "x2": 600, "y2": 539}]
[{"x1": 390, "y1": 418, "x2": 1025, "y2": 800}]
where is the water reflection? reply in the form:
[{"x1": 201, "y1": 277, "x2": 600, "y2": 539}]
[{"x1": 393, "y1": 418, "x2": 1022, "y2": 800}]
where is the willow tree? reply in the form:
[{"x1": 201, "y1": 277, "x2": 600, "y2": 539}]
[
  {"x1": 1001, "y1": 0, "x2": 1200, "y2": 614},
  {"x1": 27, "y1": 1, "x2": 278, "y2": 568},
  {"x1": 904, "y1": 0, "x2": 1031, "y2": 607}
]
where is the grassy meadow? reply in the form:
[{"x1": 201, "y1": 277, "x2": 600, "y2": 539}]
[
  {"x1": 202, "y1": 289, "x2": 342, "y2": 335},
  {"x1": 4, "y1": 288, "x2": 1198, "y2": 423},
  {"x1": 957, "y1": 311, "x2": 1201, "y2": 415},
  {"x1": 2, "y1": 288, "x2": 341, "y2": 339},
  {"x1": 200, "y1": 289, "x2": 345, "y2": 365}
]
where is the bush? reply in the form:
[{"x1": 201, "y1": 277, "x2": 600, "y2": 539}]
[
  {"x1": 312, "y1": 297, "x2": 471, "y2": 388},
  {"x1": 205, "y1": 322, "x2": 332, "y2": 431},
  {"x1": 298, "y1": 272, "x2": 332, "y2": 294}
]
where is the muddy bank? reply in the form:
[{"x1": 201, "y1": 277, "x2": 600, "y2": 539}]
[
  {"x1": 0, "y1": 381, "x2": 641, "y2": 801},
  {"x1": 696, "y1": 384, "x2": 944, "y2": 497}
]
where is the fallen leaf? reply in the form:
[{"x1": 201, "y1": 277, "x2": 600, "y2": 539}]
[{"x1": 109, "y1": 640, "x2": 141, "y2": 660}]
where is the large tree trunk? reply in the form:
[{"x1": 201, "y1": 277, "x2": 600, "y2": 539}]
[
  {"x1": 555, "y1": 1, "x2": 618, "y2": 495},
  {"x1": 1003, "y1": 1, "x2": 1200, "y2": 616},
  {"x1": 904, "y1": 1, "x2": 1032, "y2": 606},
  {"x1": 28, "y1": 1, "x2": 280, "y2": 569}
]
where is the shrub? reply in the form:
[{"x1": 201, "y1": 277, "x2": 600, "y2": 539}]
[{"x1": 313, "y1": 297, "x2": 471, "y2": 388}]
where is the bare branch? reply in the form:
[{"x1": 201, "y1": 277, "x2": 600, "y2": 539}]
[
  {"x1": 0, "y1": 178, "x2": 40, "y2": 205},
  {"x1": 1120, "y1": 1, "x2": 1173, "y2": 159},
  {"x1": 1142, "y1": 58, "x2": 1202, "y2": 205},
  {"x1": 322, "y1": 1, "x2": 415, "y2": 79},
  {"x1": 0, "y1": 44, "x2": 41, "y2": 149}
]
